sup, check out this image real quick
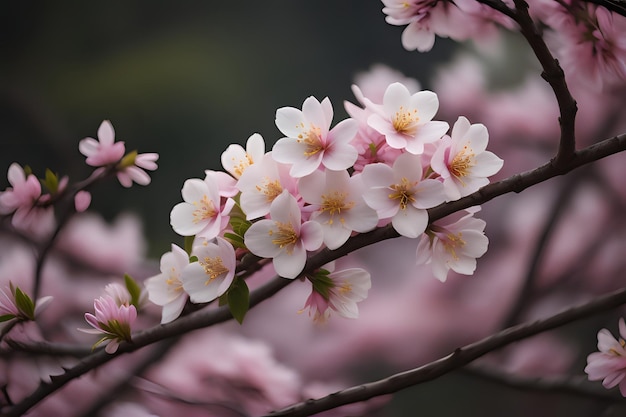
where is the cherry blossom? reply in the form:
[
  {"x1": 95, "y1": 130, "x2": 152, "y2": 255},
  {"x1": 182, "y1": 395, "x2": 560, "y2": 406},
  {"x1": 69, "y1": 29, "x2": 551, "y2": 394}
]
[
  {"x1": 303, "y1": 267, "x2": 371, "y2": 322},
  {"x1": 170, "y1": 175, "x2": 231, "y2": 239},
  {"x1": 74, "y1": 190, "x2": 92, "y2": 212},
  {"x1": 272, "y1": 96, "x2": 359, "y2": 177},
  {"x1": 367, "y1": 82, "x2": 449, "y2": 155},
  {"x1": 78, "y1": 120, "x2": 126, "y2": 167},
  {"x1": 431, "y1": 116, "x2": 503, "y2": 201},
  {"x1": 80, "y1": 295, "x2": 137, "y2": 354},
  {"x1": 416, "y1": 208, "x2": 489, "y2": 281},
  {"x1": 181, "y1": 237, "x2": 236, "y2": 303},
  {"x1": 116, "y1": 151, "x2": 159, "y2": 188},
  {"x1": 361, "y1": 153, "x2": 445, "y2": 238},
  {"x1": 585, "y1": 318, "x2": 626, "y2": 395},
  {"x1": 145, "y1": 244, "x2": 190, "y2": 324},
  {"x1": 244, "y1": 191, "x2": 323, "y2": 278},
  {"x1": 221, "y1": 133, "x2": 265, "y2": 179},
  {"x1": 0, "y1": 163, "x2": 42, "y2": 216},
  {"x1": 237, "y1": 153, "x2": 298, "y2": 220},
  {"x1": 298, "y1": 170, "x2": 378, "y2": 250}
]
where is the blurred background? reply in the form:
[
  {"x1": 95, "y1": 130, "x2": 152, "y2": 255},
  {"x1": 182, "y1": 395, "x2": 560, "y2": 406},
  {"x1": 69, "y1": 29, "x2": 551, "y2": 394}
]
[{"x1": 0, "y1": 1, "x2": 453, "y2": 256}]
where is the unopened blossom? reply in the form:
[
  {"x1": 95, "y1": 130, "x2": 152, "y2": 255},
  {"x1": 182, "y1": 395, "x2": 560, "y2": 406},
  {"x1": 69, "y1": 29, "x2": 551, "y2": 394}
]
[
  {"x1": 181, "y1": 237, "x2": 236, "y2": 303},
  {"x1": 80, "y1": 295, "x2": 137, "y2": 354},
  {"x1": 272, "y1": 96, "x2": 359, "y2": 177},
  {"x1": 585, "y1": 318, "x2": 626, "y2": 395},
  {"x1": 303, "y1": 268, "x2": 371, "y2": 322},
  {"x1": 299, "y1": 170, "x2": 378, "y2": 250},
  {"x1": 362, "y1": 153, "x2": 445, "y2": 238},
  {"x1": 144, "y1": 244, "x2": 190, "y2": 324},
  {"x1": 74, "y1": 190, "x2": 92, "y2": 212},
  {"x1": 245, "y1": 191, "x2": 323, "y2": 278},
  {"x1": 237, "y1": 153, "x2": 298, "y2": 220},
  {"x1": 431, "y1": 116, "x2": 503, "y2": 201},
  {"x1": 221, "y1": 133, "x2": 265, "y2": 179},
  {"x1": 104, "y1": 282, "x2": 133, "y2": 307},
  {"x1": 170, "y1": 175, "x2": 232, "y2": 239},
  {"x1": 78, "y1": 120, "x2": 126, "y2": 167},
  {"x1": 416, "y1": 208, "x2": 488, "y2": 281},
  {"x1": 368, "y1": 82, "x2": 449, "y2": 155},
  {"x1": 0, "y1": 283, "x2": 53, "y2": 323},
  {"x1": 116, "y1": 151, "x2": 159, "y2": 188}
]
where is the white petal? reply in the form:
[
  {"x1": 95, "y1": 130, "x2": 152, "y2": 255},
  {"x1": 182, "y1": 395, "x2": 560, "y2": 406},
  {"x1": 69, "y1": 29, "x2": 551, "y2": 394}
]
[
  {"x1": 160, "y1": 295, "x2": 187, "y2": 324},
  {"x1": 274, "y1": 247, "x2": 307, "y2": 279},
  {"x1": 244, "y1": 220, "x2": 282, "y2": 258},
  {"x1": 170, "y1": 203, "x2": 206, "y2": 236},
  {"x1": 97, "y1": 120, "x2": 115, "y2": 145},
  {"x1": 392, "y1": 206, "x2": 428, "y2": 238},
  {"x1": 411, "y1": 90, "x2": 439, "y2": 122},
  {"x1": 275, "y1": 107, "x2": 305, "y2": 138}
]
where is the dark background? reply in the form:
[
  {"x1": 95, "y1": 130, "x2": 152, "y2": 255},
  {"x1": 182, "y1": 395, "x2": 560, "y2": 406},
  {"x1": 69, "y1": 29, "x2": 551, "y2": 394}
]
[{"x1": 0, "y1": 1, "x2": 453, "y2": 256}]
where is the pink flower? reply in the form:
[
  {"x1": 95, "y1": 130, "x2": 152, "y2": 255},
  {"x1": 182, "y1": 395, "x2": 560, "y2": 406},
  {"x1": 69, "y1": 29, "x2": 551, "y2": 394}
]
[
  {"x1": 367, "y1": 82, "x2": 449, "y2": 155},
  {"x1": 181, "y1": 237, "x2": 236, "y2": 303},
  {"x1": 221, "y1": 133, "x2": 266, "y2": 179},
  {"x1": 361, "y1": 153, "x2": 445, "y2": 238},
  {"x1": 78, "y1": 120, "x2": 126, "y2": 167},
  {"x1": 585, "y1": 318, "x2": 626, "y2": 395},
  {"x1": 80, "y1": 295, "x2": 137, "y2": 354},
  {"x1": 244, "y1": 191, "x2": 323, "y2": 278},
  {"x1": 272, "y1": 96, "x2": 359, "y2": 177},
  {"x1": 303, "y1": 267, "x2": 371, "y2": 322},
  {"x1": 431, "y1": 116, "x2": 503, "y2": 201},
  {"x1": 116, "y1": 152, "x2": 159, "y2": 188},
  {"x1": 144, "y1": 244, "x2": 189, "y2": 324},
  {"x1": 416, "y1": 208, "x2": 489, "y2": 281},
  {"x1": 0, "y1": 163, "x2": 42, "y2": 215}
]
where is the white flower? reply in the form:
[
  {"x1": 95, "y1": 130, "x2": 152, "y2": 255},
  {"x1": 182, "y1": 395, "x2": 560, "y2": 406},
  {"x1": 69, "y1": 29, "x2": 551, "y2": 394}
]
[
  {"x1": 367, "y1": 82, "x2": 449, "y2": 154},
  {"x1": 361, "y1": 153, "x2": 445, "y2": 238},
  {"x1": 416, "y1": 208, "x2": 488, "y2": 281},
  {"x1": 144, "y1": 244, "x2": 189, "y2": 324},
  {"x1": 299, "y1": 170, "x2": 378, "y2": 250},
  {"x1": 244, "y1": 191, "x2": 323, "y2": 278},
  {"x1": 272, "y1": 96, "x2": 358, "y2": 177},
  {"x1": 170, "y1": 176, "x2": 230, "y2": 239},
  {"x1": 431, "y1": 116, "x2": 503, "y2": 201},
  {"x1": 237, "y1": 153, "x2": 298, "y2": 220},
  {"x1": 221, "y1": 133, "x2": 266, "y2": 179},
  {"x1": 181, "y1": 237, "x2": 236, "y2": 303}
]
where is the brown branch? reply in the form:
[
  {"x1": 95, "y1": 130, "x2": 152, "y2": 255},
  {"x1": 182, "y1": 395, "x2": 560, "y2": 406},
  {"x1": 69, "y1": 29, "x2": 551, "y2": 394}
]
[
  {"x1": 267, "y1": 285, "x2": 626, "y2": 417},
  {"x1": 2, "y1": 133, "x2": 625, "y2": 417}
]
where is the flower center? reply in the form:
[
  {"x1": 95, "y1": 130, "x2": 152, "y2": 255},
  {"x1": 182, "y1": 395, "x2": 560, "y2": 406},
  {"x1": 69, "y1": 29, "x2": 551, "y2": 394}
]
[
  {"x1": 192, "y1": 195, "x2": 217, "y2": 223},
  {"x1": 297, "y1": 123, "x2": 324, "y2": 157},
  {"x1": 269, "y1": 221, "x2": 298, "y2": 252},
  {"x1": 449, "y1": 146, "x2": 475, "y2": 183},
  {"x1": 338, "y1": 282, "x2": 352, "y2": 295},
  {"x1": 442, "y1": 232, "x2": 466, "y2": 260},
  {"x1": 232, "y1": 154, "x2": 254, "y2": 178},
  {"x1": 165, "y1": 267, "x2": 184, "y2": 293},
  {"x1": 256, "y1": 178, "x2": 283, "y2": 202},
  {"x1": 388, "y1": 177, "x2": 416, "y2": 210},
  {"x1": 392, "y1": 106, "x2": 419, "y2": 135},
  {"x1": 609, "y1": 339, "x2": 626, "y2": 356},
  {"x1": 321, "y1": 191, "x2": 354, "y2": 225},
  {"x1": 199, "y1": 256, "x2": 229, "y2": 284}
]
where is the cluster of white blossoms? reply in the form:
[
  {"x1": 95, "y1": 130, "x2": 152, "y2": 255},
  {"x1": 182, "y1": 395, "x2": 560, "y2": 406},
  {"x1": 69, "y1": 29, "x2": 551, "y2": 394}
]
[{"x1": 146, "y1": 81, "x2": 503, "y2": 324}]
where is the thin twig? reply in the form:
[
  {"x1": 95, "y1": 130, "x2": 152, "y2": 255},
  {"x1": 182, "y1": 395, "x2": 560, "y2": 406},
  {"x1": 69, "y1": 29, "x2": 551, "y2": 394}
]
[{"x1": 267, "y1": 285, "x2": 626, "y2": 417}]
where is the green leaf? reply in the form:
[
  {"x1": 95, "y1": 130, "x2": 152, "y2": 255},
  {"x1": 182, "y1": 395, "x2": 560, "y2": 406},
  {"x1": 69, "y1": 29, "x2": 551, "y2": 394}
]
[
  {"x1": 14, "y1": 286, "x2": 35, "y2": 320},
  {"x1": 189, "y1": 255, "x2": 198, "y2": 263},
  {"x1": 184, "y1": 235, "x2": 195, "y2": 256},
  {"x1": 43, "y1": 168, "x2": 59, "y2": 194},
  {"x1": 223, "y1": 232, "x2": 246, "y2": 249},
  {"x1": 227, "y1": 278, "x2": 249, "y2": 324},
  {"x1": 218, "y1": 293, "x2": 228, "y2": 307},
  {"x1": 229, "y1": 217, "x2": 252, "y2": 237},
  {"x1": 124, "y1": 274, "x2": 142, "y2": 309},
  {"x1": 0, "y1": 314, "x2": 16, "y2": 323}
]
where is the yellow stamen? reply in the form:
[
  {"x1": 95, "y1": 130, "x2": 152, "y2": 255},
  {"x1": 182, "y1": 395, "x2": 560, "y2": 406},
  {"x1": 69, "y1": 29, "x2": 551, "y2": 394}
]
[
  {"x1": 297, "y1": 123, "x2": 324, "y2": 157},
  {"x1": 256, "y1": 178, "x2": 283, "y2": 202},
  {"x1": 321, "y1": 191, "x2": 354, "y2": 225},
  {"x1": 269, "y1": 221, "x2": 298, "y2": 253},
  {"x1": 442, "y1": 232, "x2": 466, "y2": 261},
  {"x1": 192, "y1": 195, "x2": 217, "y2": 223},
  {"x1": 232, "y1": 154, "x2": 254, "y2": 177},
  {"x1": 392, "y1": 106, "x2": 419, "y2": 135},
  {"x1": 449, "y1": 145, "x2": 475, "y2": 184},
  {"x1": 388, "y1": 177, "x2": 416, "y2": 210},
  {"x1": 165, "y1": 267, "x2": 184, "y2": 292},
  {"x1": 199, "y1": 256, "x2": 229, "y2": 285}
]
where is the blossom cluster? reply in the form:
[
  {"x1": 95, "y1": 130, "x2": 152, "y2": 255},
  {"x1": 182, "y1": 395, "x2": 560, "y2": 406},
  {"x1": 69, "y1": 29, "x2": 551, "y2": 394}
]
[{"x1": 148, "y1": 80, "x2": 503, "y2": 324}]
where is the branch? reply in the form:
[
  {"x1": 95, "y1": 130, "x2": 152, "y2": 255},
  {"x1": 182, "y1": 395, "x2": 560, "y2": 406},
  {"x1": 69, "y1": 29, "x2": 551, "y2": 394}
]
[
  {"x1": 461, "y1": 365, "x2": 626, "y2": 402},
  {"x1": 267, "y1": 285, "x2": 626, "y2": 417},
  {"x1": 2, "y1": 133, "x2": 625, "y2": 417},
  {"x1": 4, "y1": 340, "x2": 92, "y2": 357}
]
